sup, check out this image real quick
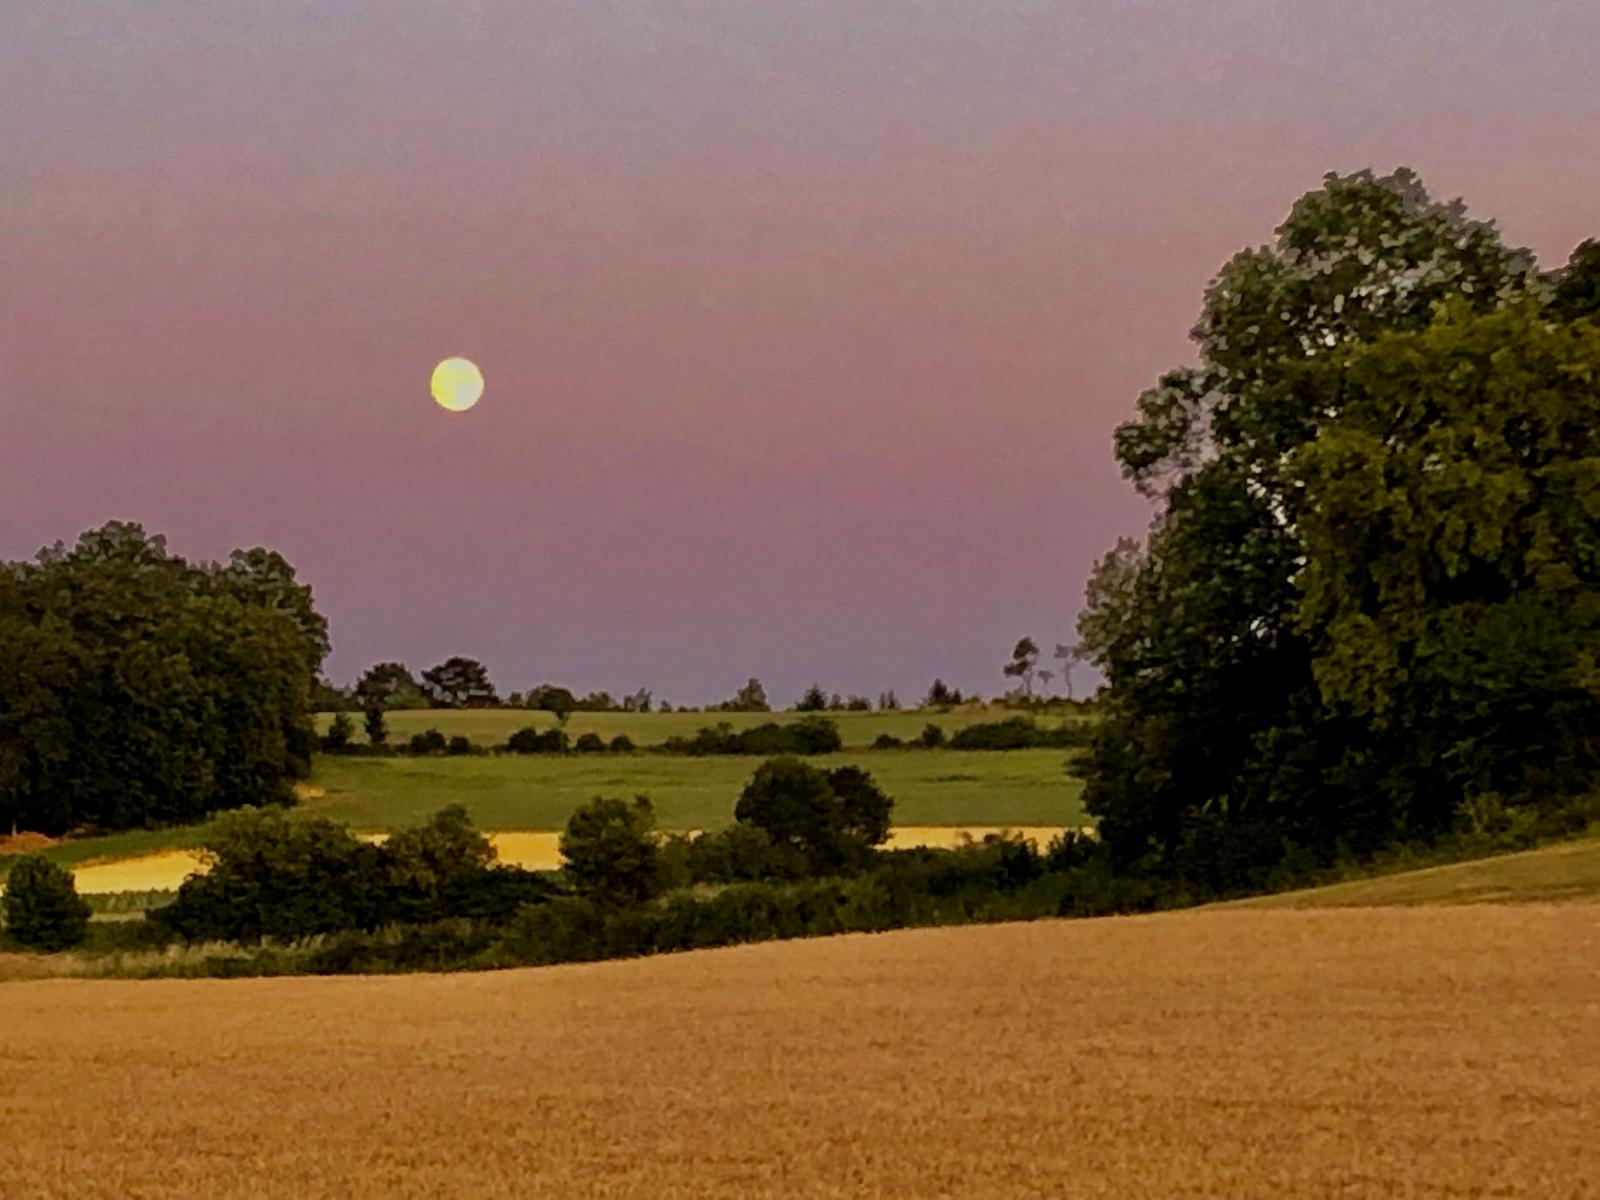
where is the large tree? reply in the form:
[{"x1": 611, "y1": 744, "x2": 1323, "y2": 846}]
[
  {"x1": 1075, "y1": 169, "x2": 1595, "y2": 888},
  {"x1": 419, "y1": 656, "x2": 498, "y2": 709},
  {"x1": 0, "y1": 523, "x2": 318, "y2": 835}
]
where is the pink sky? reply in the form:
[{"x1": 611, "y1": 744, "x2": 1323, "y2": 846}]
[{"x1": 4, "y1": 1, "x2": 1598, "y2": 702}]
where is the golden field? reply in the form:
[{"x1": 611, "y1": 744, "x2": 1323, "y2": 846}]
[
  {"x1": 2, "y1": 904, "x2": 1596, "y2": 1197},
  {"x1": 64, "y1": 826, "x2": 1078, "y2": 892}
]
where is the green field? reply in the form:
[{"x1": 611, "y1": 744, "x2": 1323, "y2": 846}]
[
  {"x1": 1224, "y1": 836, "x2": 1600, "y2": 908},
  {"x1": 11, "y1": 747, "x2": 1085, "y2": 873},
  {"x1": 302, "y1": 749, "x2": 1083, "y2": 831},
  {"x1": 317, "y1": 706, "x2": 1086, "y2": 748}
]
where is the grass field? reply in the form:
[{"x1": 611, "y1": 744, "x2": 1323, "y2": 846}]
[
  {"x1": 1225, "y1": 835, "x2": 1600, "y2": 908},
  {"x1": 1, "y1": 904, "x2": 1594, "y2": 1196},
  {"x1": 304, "y1": 748, "x2": 1083, "y2": 830},
  {"x1": 317, "y1": 705, "x2": 1086, "y2": 748},
  {"x1": 9, "y1": 748, "x2": 1084, "y2": 877}
]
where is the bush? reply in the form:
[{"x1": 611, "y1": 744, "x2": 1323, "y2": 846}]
[
  {"x1": 407, "y1": 728, "x2": 448, "y2": 755},
  {"x1": 660, "y1": 717, "x2": 841, "y2": 756},
  {"x1": 445, "y1": 734, "x2": 474, "y2": 756},
  {"x1": 918, "y1": 723, "x2": 946, "y2": 748},
  {"x1": 153, "y1": 805, "x2": 538, "y2": 942},
  {"x1": 574, "y1": 732, "x2": 606, "y2": 753},
  {"x1": 154, "y1": 810, "x2": 388, "y2": 942},
  {"x1": 505, "y1": 726, "x2": 569, "y2": 755},
  {"x1": 3, "y1": 855, "x2": 91, "y2": 951},
  {"x1": 871, "y1": 733, "x2": 905, "y2": 749},
  {"x1": 559, "y1": 796, "x2": 663, "y2": 905},
  {"x1": 608, "y1": 734, "x2": 635, "y2": 753},
  {"x1": 680, "y1": 823, "x2": 809, "y2": 883},
  {"x1": 322, "y1": 711, "x2": 355, "y2": 752}
]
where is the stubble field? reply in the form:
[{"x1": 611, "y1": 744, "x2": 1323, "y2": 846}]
[{"x1": 2, "y1": 903, "x2": 1595, "y2": 1197}]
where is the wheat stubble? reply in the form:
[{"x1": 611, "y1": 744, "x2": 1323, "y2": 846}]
[{"x1": 1, "y1": 905, "x2": 1595, "y2": 1197}]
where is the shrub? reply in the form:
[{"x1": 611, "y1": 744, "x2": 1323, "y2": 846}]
[
  {"x1": 661, "y1": 717, "x2": 841, "y2": 756},
  {"x1": 407, "y1": 728, "x2": 448, "y2": 755},
  {"x1": 946, "y1": 717, "x2": 1090, "y2": 750},
  {"x1": 574, "y1": 732, "x2": 606, "y2": 753},
  {"x1": 681, "y1": 823, "x2": 808, "y2": 883},
  {"x1": 559, "y1": 796, "x2": 663, "y2": 905},
  {"x1": 322, "y1": 711, "x2": 355, "y2": 752},
  {"x1": 918, "y1": 723, "x2": 946, "y2": 748},
  {"x1": 608, "y1": 734, "x2": 635, "y2": 753},
  {"x1": 505, "y1": 726, "x2": 568, "y2": 755},
  {"x1": 154, "y1": 809, "x2": 388, "y2": 942},
  {"x1": 3, "y1": 855, "x2": 91, "y2": 951},
  {"x1": 871, "y1": 733, "x2": 905, "y2": 749},
  {"x1": 445, "y1": 734, "x2": 474, "y2": 756}
]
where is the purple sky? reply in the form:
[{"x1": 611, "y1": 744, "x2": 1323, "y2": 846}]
[{"x1": 4, "y1": 2, "x2": 1598, "y2": 703}]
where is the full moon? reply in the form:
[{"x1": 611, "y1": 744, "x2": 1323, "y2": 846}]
[{"x1": 430, "y1": 357, "x2": 484, "y2": 412}]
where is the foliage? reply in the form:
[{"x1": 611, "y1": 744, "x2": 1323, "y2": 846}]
[
  {"x1": 733, "y1": 757, "x2": 893, "y2": 874},
  {"x1": 559, "y1": 796, "x2": 663, "y2": 905},
  {"x1": 2, "y1": 854, "x2": 91, "y2": 951},
  {"x1": 322, "y1": 711, "x2": 355, "y2": 752},
  {"x1": 420, "y1": 656, "x2": 499, "y2": 708},
  {"x1": 574, "y1": 732, "x2": 607, "y2": 753},
  {"x1": 406, "y1": 728, "x2": 448, "y2": 755},
  {"x1": 661, "y1": 717, "x2": 841, "y2": 756},
  {"x1": 363, "y1": 705, "x2": 387, "y2": 746},
  {"x1": 795, "y1": 683, "x2": 828, "y2": 712},
  {"x1": 1078, "y1": 167, "x2": 1595, "y2": 889},
  {"x1": 504, "y1": 727, "x2": 569, "y2": 755},
  {"x1": 918, "y1": 723, "x2": 946, "y2": 748},
  {"x1": 717, "y1": 677, "x2": 771, "y2": 712},
  {"x1": 355, "y1": 662, "x2": 427, "y2": 711},
  {"x1": 947, "y1": 717, "x2": 1088, "y2": 751},
  {"x1": 152, "y1": 805, "x2": 545, "y2": 943},
  {"x1": 0, "y1": 522, "x2": 318, "y2": 835},
  {"x1": 523, "y1": 684, "x2": 576, "y2": 721},
  {"x1": 1002, "y1": 637, "x2": 1040, "y2": 697}
]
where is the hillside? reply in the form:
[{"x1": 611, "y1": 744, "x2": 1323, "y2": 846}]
[
  {"x1": 1225, "y1": 836, "x2": 1600, "y2": 909},
  {"x1": 2, "y1": 905, "x2": 1595, "y2": 1197}
]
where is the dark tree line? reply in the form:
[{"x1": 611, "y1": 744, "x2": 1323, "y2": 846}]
[
  {"x1": 0, "y1": 523, "x2": 325, "y2": 835},
  {"x1": 1077, "y1": 169, "x2": 1600, "y2": 891}
]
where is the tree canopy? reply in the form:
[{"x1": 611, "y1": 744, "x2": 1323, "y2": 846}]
[
  {"x1": 0, "y1": 523, "x2": 320, "y2": 835},
  {"x1": 1077, "y1": 168, "x2": 1600, "y2": 889}
]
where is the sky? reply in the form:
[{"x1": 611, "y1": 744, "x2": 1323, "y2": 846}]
[{"x1": 4, "y1": 1, "x2": 1598, "y2": 704}]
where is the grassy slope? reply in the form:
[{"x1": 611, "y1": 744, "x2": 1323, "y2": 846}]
[
  {"x1": 1224, "y1": 835, "x2": 1600, "y2": 909},
  {"x1": 318, "y1": 705, "x2": 1085, "y2": 748}
]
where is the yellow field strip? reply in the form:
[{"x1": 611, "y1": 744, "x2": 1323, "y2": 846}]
[{"x1": 66, "y1": 826, "x2": 1077, "y2": 893}]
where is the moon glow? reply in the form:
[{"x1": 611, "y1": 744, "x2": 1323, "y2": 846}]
[{"x1": 431, "y1": 358, "x2": 484, "y2": 412}]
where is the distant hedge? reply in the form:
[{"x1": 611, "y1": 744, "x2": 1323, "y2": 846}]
[{"x1": 660, "y1": 716, "x2": 842, "y2": 756}]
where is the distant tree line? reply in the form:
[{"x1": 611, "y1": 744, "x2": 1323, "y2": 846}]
[
  {"x1": 319, "y1": 713, "x2": 1090, "y2": 758},
  {"x1": 320, "y1": 660, "x2": 1074, "y2": 720},
  {"x1": 0, "y1": 523, "x2": 325, "y2": 835}
]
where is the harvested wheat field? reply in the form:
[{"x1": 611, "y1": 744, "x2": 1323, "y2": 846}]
[{"x1": 2, "y1": 905, "x2": 1597, "y2": 1198}]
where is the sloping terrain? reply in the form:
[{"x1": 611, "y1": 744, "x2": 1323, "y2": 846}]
[
  {"x1": 1, "y1": 905, "x2": 1595, "y2": 1197},
  {"x1": 1229, "y1": 836, "x2": 1600, "y2": 909}
]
